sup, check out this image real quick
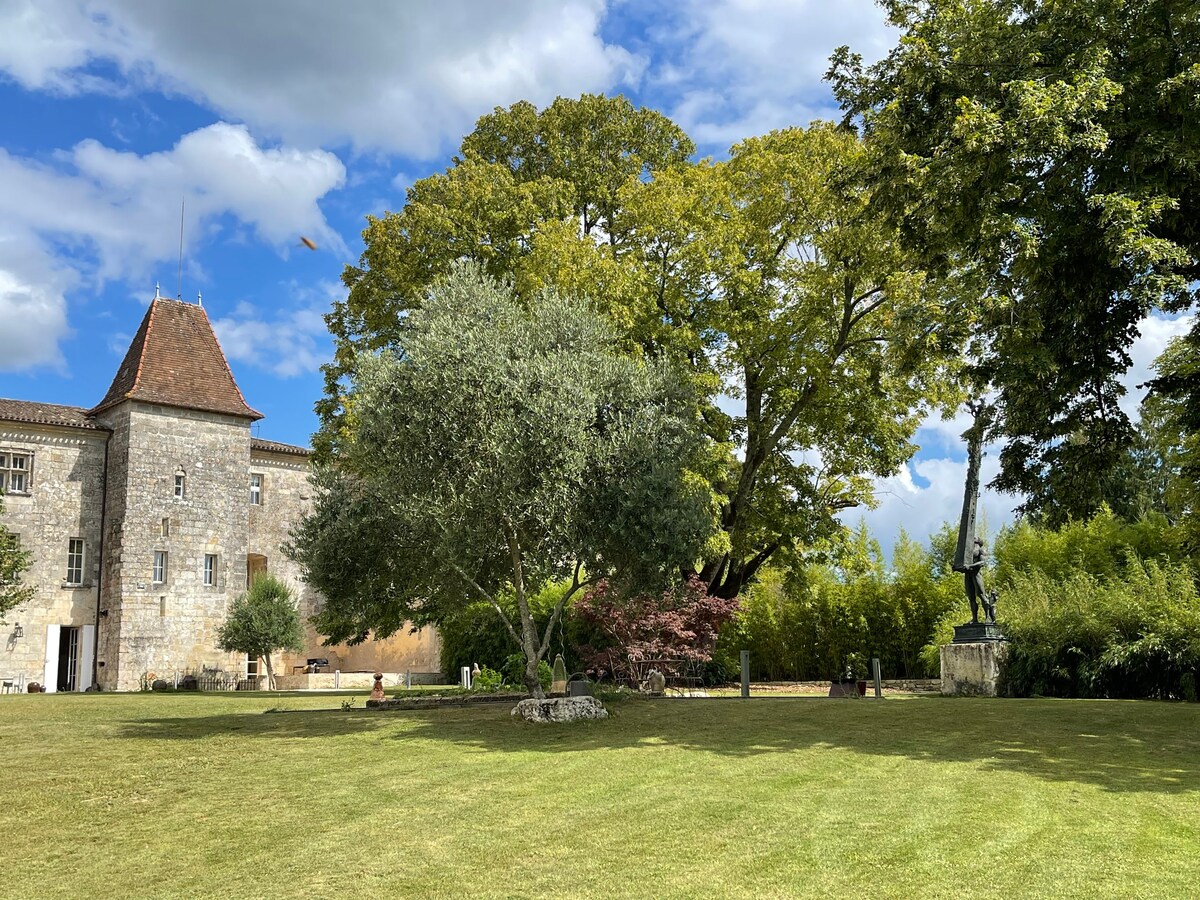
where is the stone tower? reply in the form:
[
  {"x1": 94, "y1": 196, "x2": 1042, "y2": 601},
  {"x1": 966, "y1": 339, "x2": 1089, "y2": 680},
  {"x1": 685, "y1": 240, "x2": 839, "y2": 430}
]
[{"x1": 89, "y1": 297, "x2": 262, "y2": 690}]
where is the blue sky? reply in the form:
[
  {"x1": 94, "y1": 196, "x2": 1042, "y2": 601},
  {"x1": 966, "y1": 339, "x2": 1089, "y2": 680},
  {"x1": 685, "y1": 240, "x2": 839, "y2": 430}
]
[{"x1": 0, "y1": 0, "x2": 1190, "y2": 553}]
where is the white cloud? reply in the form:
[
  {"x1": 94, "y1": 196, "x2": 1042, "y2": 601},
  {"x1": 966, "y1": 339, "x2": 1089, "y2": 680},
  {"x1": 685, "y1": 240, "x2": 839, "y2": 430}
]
[
  {"x1": 0, "y1": 237, "x2": 74, "y2": 372},
  {"x1": 0, "y1": 122, "x2": 345, "y2": 371},
  {"x1": 844, "y1": 450, "x2": 1018, "y2": 559},
  {"x1": 211, "y1": 281, "x2": 340, "y2": 378},
  {"x1": 641, "y1": 0, "x2": 895, "y2": 148},
  {"x1": 1118, "y1": 311, "x2": 1194, "y2": 418},
  {"x1": 0, "y1": 0, "x2": 641, "y2": 157}
]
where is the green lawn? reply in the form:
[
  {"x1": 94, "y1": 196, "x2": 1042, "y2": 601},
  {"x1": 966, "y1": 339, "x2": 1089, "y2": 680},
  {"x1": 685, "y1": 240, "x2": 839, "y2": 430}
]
[{"x1": 2, "y1": 692, "x2": 1197, "y2": 899}]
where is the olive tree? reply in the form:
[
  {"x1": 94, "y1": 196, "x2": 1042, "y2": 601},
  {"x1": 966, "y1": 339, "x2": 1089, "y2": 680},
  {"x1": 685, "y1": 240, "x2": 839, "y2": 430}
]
[{"x1": 290, "y1": 263, "x2": 718, "y2": 697}]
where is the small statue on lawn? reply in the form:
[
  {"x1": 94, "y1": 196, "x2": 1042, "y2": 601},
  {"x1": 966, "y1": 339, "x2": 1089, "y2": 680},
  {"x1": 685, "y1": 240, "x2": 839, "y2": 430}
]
[{"x1": 370, "y1": 672, "x2": 386, "y2": 702}]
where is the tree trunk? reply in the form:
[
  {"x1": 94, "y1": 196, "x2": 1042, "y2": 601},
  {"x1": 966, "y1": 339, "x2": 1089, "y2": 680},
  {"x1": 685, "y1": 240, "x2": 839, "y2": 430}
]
[
  {"x1": 504, "y1": 518, "x2": 546, "y2": 699},
  {"x1": 263, "y1": 655, "x2": 274, "y2": 691},
  {"x1": 523, "y1": 652, "x2": 543, "y2": 699}
]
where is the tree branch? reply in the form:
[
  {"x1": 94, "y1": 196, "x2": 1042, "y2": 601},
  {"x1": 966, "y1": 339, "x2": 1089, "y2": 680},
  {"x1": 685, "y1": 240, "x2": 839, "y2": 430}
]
[
  {"x1": 536, "y1": 560, "x2": 592, "y2": 662},
  {"x1": 447, "y1": 560, "x2": 522, "y2": 646}
]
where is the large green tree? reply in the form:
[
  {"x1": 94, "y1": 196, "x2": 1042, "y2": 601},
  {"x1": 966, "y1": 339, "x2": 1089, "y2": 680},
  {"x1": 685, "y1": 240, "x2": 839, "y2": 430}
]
[
  {"x1": 830, "y1": 0, "x2": 1200, "y2": 524},
  {"x1": 319, "y1": 94, "x2": 694, "y2": 457},
  {"x1": 0, "y1": 493, "x2": 34, "y2": 624},
  {"x1": 324, "y1": 95, "x2": 961, "y2": 598},
  {"x1": 291, "y1": 264, "x2": 718, "y2": 696},
  {"x1": 612, "y1": 125, "x2": 965, "y2": 596}
]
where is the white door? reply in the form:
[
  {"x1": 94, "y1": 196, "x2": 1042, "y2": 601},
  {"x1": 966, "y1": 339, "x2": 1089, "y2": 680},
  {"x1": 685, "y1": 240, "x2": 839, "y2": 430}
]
[
  {"x1": 43, "y1": 625, "x2": 60, "y2": 694},
  {"x1": 78, "y1": 624, "x2": 95, "y2": 691}
]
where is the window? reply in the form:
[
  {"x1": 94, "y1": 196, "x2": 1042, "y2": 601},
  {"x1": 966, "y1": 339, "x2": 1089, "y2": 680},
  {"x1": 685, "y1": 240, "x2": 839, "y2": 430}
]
[
  {"x1": 161, "y1": 517, "x2": 170, "y2": 538},
  {"x1": 174, "y1": 471, "x2": 186, "y2": 499},
  {"x1": 203, "y1": 554, "x2": 217, "y2": 586},
  {"x1": 246, "y1": 655, "x2": 259, "y2": 676},
  {"x1": 66, "y1": 538, "x2": 84, "y2": 585},
  {"x1": 249, "y1": 473, "x2": 263, "y2": 505},
  {"x1": 153, "y1": 550, "x2": 167, "y2": 584},
  {"x1": 0, "y1": 452, "x2": 31, "y2": 493}
]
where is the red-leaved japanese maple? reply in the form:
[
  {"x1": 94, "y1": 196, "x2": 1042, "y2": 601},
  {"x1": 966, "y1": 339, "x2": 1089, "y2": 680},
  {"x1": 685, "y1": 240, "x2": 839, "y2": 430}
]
[{"x1": 574, "y1": 576, "x2": 740, "y2": 686}]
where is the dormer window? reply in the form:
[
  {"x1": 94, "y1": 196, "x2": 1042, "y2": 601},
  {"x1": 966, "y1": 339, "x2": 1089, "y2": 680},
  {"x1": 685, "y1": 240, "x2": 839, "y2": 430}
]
[{"x1": 174, "y1": 468, "x2": 186, "y2": 499}]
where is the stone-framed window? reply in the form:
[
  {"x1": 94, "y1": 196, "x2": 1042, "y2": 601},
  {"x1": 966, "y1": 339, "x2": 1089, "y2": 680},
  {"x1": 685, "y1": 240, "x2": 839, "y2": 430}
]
[
  {"x1": 0, "y1": 451, "x2": 31, "y2": 494},
  {"x1": 160, "y1": 517, "x2": 170, "y2": 538},
  {"x1": 203, "y1": 553, "x2": 217, "y2": 587},
  {"x1": 66, "y1": 538, "x2": 85, "y2": 585},
  {"x1": 153, "y1": 550, "x2": 168, "y2": 584},
  {"x1": 249, "y1": 473, "x2": 263, "y2": 506},
  {"x1": 174, "y1": 468, "x2": 186, "y2": 499}
]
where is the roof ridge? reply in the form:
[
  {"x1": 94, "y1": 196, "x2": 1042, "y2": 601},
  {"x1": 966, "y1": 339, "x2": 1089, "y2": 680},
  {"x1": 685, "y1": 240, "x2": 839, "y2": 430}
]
[
  {"x1": 127, "y1": 296, "x2": 158, "y2": 401},
  {"x1": 196, "y1": 302, "x2": 259, "y2": 417}
]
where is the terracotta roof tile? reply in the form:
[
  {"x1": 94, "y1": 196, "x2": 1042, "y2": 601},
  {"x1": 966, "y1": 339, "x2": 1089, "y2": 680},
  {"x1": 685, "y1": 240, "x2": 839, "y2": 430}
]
[
  {"x1": 90, "y1": 298, "x2": 262, "y2": 420},
  {"x1": 0, "y1": 399, "x2": 105, "y2": 431},
  {"x1": 251, "y1": 437, "x2": 311, "y2": 457}
]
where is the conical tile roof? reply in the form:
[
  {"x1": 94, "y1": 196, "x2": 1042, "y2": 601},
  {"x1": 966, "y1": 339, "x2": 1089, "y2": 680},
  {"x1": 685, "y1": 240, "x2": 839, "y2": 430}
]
[{"x1": 90, "y1": 297, "x2": 262, "y2": 420}]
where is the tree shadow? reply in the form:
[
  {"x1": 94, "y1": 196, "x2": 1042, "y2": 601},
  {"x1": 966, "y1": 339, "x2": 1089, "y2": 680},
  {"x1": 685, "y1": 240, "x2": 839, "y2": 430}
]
[
  {"x1": 393, "y1": 696, "x2": 1200, "y2": 795},
  {"x1": 114, "y1": 695, "x2": 1200, "y2": 795},
  {"x1": 115, "y1": 707, "x2": 390, "y2": 741}
]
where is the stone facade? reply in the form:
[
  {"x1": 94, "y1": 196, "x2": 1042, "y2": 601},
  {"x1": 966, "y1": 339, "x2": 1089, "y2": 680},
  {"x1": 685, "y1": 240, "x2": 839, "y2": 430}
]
[
  {"x1": 1, "y1": 296, "x2": 440, "y2": 692},
  {"x1": 0, "y1": 422, "x2": 106, "y2": 690}
]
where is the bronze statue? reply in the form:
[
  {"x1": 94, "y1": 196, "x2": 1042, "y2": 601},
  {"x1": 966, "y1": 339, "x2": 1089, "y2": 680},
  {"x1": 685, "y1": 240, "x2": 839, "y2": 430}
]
[
  {"x1": 953, "y1": 401, "x2": 997, "y2": 626},
  {"x1": 960, "y1": 537, "x2": 996, "y2": 625}
]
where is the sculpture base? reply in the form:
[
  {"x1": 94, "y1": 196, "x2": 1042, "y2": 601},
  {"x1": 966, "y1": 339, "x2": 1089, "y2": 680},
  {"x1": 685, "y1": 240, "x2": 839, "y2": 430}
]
[
  {"x1": 941, "y1": 640, "x2": 1008, "y2": 696},
  {"x1": 952, "y1": 622, "x2": 1005, "y2": 643}
]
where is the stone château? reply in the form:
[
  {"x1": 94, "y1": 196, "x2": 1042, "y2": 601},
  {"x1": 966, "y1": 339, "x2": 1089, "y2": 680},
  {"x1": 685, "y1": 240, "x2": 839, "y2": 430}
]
[{"x1": 1, "y1": 294, "x2": 439, "y2": 692}]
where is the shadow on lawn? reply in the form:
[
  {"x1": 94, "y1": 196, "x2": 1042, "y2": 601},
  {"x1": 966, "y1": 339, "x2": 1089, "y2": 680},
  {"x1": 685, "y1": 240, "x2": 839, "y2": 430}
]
[{"x1": 116, "y1": 696, "x2": 1200, "y2": 795}]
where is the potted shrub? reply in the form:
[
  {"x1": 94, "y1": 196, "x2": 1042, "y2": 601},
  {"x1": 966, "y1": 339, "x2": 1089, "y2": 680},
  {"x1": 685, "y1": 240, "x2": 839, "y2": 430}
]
[{"x1": 846, "y1": 653, "x2": 869, "y2": 696}]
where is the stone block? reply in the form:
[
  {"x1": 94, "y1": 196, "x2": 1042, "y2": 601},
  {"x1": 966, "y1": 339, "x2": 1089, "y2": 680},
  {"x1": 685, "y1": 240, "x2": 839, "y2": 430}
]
[
  {"x1": 940, "y1": 641, "x2": 1008, "y2": 696},
  {"x1": 511, "y1": 696, "x2": 609, "y2": 723}
]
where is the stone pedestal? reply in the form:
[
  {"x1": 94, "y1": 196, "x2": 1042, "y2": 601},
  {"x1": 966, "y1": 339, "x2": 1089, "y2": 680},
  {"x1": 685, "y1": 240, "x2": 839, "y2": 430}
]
[{"x1": 940, "y1": 640, "x2": 1007, "y2": 696}]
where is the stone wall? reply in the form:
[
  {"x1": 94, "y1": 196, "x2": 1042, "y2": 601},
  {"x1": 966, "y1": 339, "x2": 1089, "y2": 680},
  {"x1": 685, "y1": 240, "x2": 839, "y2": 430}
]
[
  {"x1": 0, "y1": 423, "x2": 107, "y2": 690},
  {"x1": 248, "y1": 447, "x2": 442, "y2": 678},
  {"x1": 96, "y1": 402, "x2": 252, "y2": 690}
]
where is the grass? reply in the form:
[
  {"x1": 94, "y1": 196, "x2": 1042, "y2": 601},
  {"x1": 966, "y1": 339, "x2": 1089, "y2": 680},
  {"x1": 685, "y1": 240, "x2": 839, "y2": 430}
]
[{"x1": 1, "y1": 692, "x2": 1197, "y2": 899}]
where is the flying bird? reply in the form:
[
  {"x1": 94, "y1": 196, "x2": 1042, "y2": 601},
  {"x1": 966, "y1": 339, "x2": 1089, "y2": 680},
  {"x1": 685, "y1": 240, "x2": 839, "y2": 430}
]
[{"x1": 300, "y1": 236, "x2": 318, "y2": 251}]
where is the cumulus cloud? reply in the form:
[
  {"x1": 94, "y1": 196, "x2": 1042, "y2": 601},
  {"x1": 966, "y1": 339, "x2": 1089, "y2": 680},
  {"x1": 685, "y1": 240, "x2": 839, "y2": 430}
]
[
  {"x1": 211, "y1": 281, "x2": 340, "y2": 378},
  {"x1": 1118, "y1": 312, "x2": 1194, "y2": 418},
  {"x1": 843, "y1": 449, "x2": 1017, "y2": 559},
  {"x1": 0, "y1": 122, "x2": 345, "y2": 371},
  {"x1": 0, "y1": 237, "x2": 74, "y2": 372},
  {"x1": 637, "y1": 0, "x2": 895, "y2": 148},
  {"x1": 0, "y1": 0, "x2": 640, "y2": 157}
]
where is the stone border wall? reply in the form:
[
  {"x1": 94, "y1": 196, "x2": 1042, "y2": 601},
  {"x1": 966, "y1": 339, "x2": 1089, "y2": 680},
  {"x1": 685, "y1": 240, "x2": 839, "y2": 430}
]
[{"x1": 275, "y1": 671, "x2": 445, "y2": 691}]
